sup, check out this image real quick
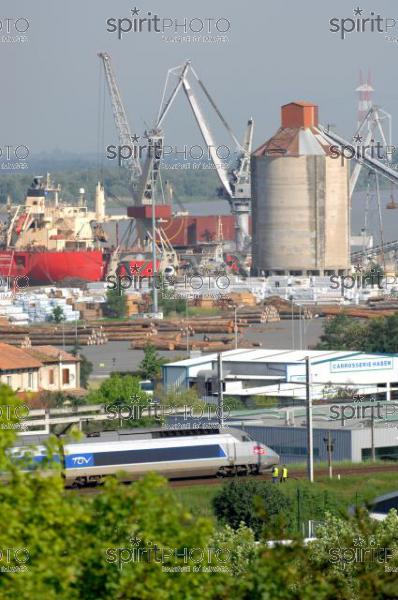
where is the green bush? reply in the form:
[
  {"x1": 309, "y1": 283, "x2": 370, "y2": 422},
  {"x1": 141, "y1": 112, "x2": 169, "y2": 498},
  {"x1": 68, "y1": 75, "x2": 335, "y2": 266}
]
[
  {"x1": 223, "y1": 396, "x2": 246, "y2": 411},
  {"x1": 252, "y1": 395, "x2": 278, "y2": 409},
  {"x1": 213, "y1": 479, "x2": 293, "y2": 539}
]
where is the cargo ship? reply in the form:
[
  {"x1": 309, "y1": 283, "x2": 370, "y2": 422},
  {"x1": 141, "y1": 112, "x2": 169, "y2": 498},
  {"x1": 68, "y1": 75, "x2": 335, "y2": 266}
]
[{"x1": 0, "y1": 176, "x2": 157, "y2": 285}]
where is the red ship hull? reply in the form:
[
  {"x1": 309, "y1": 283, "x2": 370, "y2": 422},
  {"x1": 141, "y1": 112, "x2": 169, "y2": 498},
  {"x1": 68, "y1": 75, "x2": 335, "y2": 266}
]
[{"x1": 0, "y1": 250, "x2": 106, "y2": 284}]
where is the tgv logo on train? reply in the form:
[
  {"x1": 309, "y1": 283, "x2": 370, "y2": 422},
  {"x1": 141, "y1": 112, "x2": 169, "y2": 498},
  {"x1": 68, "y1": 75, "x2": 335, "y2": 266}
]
[
  {"x1": 71, "y1": 456, "x2": 91, "y2": 466},
  {"x1": 329, "y1": 7, "x2": 396, "y2": 40}
]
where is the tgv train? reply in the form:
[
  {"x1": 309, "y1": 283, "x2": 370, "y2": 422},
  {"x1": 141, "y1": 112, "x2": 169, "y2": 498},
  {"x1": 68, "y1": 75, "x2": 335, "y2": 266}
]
[{"x1": 12, "y1": 427, "x2": 279, "y2": 488}]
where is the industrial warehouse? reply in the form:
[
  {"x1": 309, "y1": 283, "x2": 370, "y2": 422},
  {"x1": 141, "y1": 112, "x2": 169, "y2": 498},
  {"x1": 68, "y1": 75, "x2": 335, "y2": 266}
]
[
  {"x1": 236, "y1": 414, "x2": 398, "y2": 464},
  {"x1": 162, "y1": 349, "x2": 398, "y2": 402},
  {"x1": 163, "y1": 349, "x2": 398, "y2": 464}
]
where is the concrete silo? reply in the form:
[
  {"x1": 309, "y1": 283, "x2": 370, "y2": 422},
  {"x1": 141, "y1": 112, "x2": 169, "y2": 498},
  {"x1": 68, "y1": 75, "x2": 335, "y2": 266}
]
[{"x1": 251, "y1": 102, "x2": 350, "y2": 276}]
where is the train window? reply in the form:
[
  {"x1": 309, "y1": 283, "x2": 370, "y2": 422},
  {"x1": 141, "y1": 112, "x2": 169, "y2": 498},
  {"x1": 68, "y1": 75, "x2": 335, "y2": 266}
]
[{"x1": 242, "y1": 435, "x2": 252, "y2": 441}]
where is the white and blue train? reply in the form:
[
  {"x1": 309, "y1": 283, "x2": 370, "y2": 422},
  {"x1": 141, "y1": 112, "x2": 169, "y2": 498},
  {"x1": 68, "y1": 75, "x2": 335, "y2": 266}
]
[{"x1": 12, "y1": 427, "x2": 279, "y2": 488}]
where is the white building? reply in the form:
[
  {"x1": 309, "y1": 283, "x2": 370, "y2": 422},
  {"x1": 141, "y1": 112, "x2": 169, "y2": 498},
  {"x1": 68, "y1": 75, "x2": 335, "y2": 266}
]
[{"x1": 162, "y1": 349, "x2": 398, "y2": 402}]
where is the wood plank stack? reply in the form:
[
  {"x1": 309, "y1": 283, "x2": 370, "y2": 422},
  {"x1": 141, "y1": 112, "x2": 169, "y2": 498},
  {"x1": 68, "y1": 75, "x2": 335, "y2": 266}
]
[{"x1": 228, "y1": 291, "x2": 258, "y2": 306}]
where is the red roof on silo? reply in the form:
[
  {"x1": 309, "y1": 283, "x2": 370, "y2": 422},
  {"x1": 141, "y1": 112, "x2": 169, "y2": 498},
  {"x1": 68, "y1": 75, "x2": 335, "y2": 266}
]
[{"x1": 252, "y1": 101, "x2": 333, "y2": 158}]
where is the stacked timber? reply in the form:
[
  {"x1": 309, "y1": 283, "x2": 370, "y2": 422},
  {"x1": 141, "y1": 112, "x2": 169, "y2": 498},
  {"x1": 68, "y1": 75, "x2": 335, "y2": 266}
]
[
  {"x1": 226, "y1": 305, "x2": 280, "y2": 324},
  {"x1": 188, "y1": 317, "x2": 235, "y2": 334},
  {"x1": 228, "y1": 291, "x2": 258, "y2": 306},
  {"x1": 367, "y1": 299, "x2": 398, "y2": 311},
  {"x1": 89, "y1": 319, "x2": 189, "y2": 341},
  {"x1": 224, "y1": 290, "x2": 258, "y2": 307},
  {"x1": 0, "y1": 324, "x2": 108, "y2": 346},
  {"x1": 264, "y1": 296, "x2": 313, "y2": 319},
  {"x1": 130, "y1": 338, "x2": 235, "y2": 352},
  {"x1": 318, "y1": 306, "x2": 396, "y2": 319},
  {"x1": 131, "y1": 337, "x2": 178, "y2": 351},
  {"x1": 128, "y1": 319, "x2": 239, "y2": 352}
]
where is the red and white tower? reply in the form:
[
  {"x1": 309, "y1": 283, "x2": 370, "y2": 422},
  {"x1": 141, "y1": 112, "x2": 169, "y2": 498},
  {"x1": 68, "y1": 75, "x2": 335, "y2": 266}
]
[{"x1": 356, "y1": 69, "x2": 374, "y2": 128}]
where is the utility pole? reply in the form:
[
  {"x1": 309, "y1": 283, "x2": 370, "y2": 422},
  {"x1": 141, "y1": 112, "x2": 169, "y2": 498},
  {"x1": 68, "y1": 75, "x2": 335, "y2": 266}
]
[
  {"x1": 298, "y1": 305, "x2": 302, "y2": 350},
  {"x1": 217, "y1": 353, "x2": 224, "y2": 428},
  {"x1": 296, "y1": 488, "x2": 301, "y2": 533},
  {"x1": 305, "y1": 356, "x2": 314, "y2": 482},
  {"x1": 371, "y1": 409, "x2": 376, "y2": 462},
  {"x1": 323, "y1": 431, "x2": 334, "y2": 479},
  {"x1": 186, "y1": 298, "x2": 189, "y2": 355},
  {"x1": 234, "y1": 305, "x2": 243, "y2": 349},
  {"x1": 234, "y1": 306, "x2": 238, "y2": 349},
  {"x1": 291, "y1": 296, "x2": 295, "y2": 349},
  {"x1": 151, "y1": 169, "x2": 158, "y2": 314}
]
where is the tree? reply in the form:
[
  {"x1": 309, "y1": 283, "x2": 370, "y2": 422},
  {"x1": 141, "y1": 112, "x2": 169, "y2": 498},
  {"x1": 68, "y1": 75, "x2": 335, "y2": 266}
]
[
  {"x1": 0, "y1": 387, "x2": 233, "y2": 599},
  {"x1": 316, "y1": 312, "x2": 398, "y2": 354},
  {"x1": 70, "y1": 344, "x2": 93, "y2": 389},
  {"x1": 210, "y1": 523, "x2": 257, "y2": 577},
  {"x1": 104, "y1": 288, "x2": 127, "y2": 319},
  {"x1": 79, "y1": 354, "x2": 93, "y2": 388},
  {"x1": 158, "y1": 280, "x2": 186, "y2": 317},
  {"x1": 213, "y1": 480, "x2": 293, "y2": 539},
  {"x1": 222, "y1": 395, "x2": 246, "y2": 410},
  {"x1": 362, "y1": 261, "x2": 384, "y2": 280},
  {"x1": 252, "y1": 395, "x2": 278, "y2": 409},
  {"x1": 316, "y1": 314, "x2": 366, "y2": 351},
  {"x1": 85, "y1": 373, "x2": 156, "y2": 427},
  {"x1": 51, "y1": 306, "x2": 65, "y2": 323},
  {"x1": 157, "y1": 385, "x2": 200, "y2": 407},
  {"x1": 3, "y1": 384, "x2": 398, "y2": 599},
  {"x1": 139, "y1": 344, "x2": 164, "y2": 381},
  {"x1": 232, "y1": 510, "x2": 398, "y2": 599},
  {"x1": 36, "y1": 390, "x2": 87, "y2": 408},
  {"x1": 86, "y1": 373, "x2": 149, "y2": 406},
  {"x1": 159, "y1": 297, "x2": 186, "y2": 317}
]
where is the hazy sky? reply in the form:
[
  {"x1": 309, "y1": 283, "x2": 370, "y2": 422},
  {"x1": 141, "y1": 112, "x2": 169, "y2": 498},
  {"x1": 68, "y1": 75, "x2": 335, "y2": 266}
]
[{"x1": 3, "y1": 0, "x2": 398, "y2": 155}]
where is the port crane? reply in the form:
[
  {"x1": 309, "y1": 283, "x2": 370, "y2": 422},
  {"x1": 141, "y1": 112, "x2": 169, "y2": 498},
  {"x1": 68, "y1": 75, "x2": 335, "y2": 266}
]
[
  {"x1": 346, "y1": 106, "x2": 393, "y2": 197},
  {"x1": 134, "y1": 61, "x2": 190, "y2": 206},
  {"x1": 98, "y1": 53, "x2": 142, "y2": 191},
  {"x1": 100, "y1": 54, "x2": 253, "y2": 252},
  {"x1": 322, "y1": 113, "x2": 398, "y2": 267},
  {"x1": 99, "y1": 52, "x2": 189, "y2": 207},
  {"x1": 164, "y1": 60, "x2": 253, "y2": 253}
]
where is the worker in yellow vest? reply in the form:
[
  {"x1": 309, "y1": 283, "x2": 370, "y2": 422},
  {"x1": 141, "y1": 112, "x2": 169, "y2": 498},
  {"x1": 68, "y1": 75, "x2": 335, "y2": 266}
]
[
  {"x1": 280, "y1": 465, "x2": 288, "y2": 483},
  {"x1": 272, "y1": 465, "x2": 279, "y2": 484}
]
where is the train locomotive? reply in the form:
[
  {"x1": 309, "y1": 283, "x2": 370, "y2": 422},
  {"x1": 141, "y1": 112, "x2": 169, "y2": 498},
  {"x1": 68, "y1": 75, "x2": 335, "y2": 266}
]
[{"x1": 12, "y1": 427, "x2": 279, "y2": 488}]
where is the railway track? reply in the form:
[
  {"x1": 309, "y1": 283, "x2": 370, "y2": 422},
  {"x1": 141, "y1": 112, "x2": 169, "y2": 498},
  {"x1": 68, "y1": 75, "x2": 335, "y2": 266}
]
[{"x1": 68, "y1": 463, "x2": 398, "y2": 495}]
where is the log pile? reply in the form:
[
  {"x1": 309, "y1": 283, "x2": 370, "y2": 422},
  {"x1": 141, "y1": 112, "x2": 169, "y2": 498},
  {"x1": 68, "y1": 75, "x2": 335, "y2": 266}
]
[
  {"x1": 128, "y1": 316, "x2": 237, "y2": 350},
  {"x1": 0, "y1": 324, "x2": 108, "y2": 346},
  {"x1": 226, "y1": 305, "x2": 280, "y2": 324},
  {"x1": 188, "y1": 317, "x2": 235, "y2": 334},
  {"x1": 130, "y1": 336, "x2": 235, "y2": 352},
  {"x1": 318, "y1": 305, "x2": 398, "y2": 319},
  {"x1": 0, "y1": 305, "x2": 282, "y2": 352},
  {"x1": 367, "y1": 298, "x2": 398, "y2": 311},
  {"x1": 264, "y1": 296, "x2": 313, "y2": 319}
]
